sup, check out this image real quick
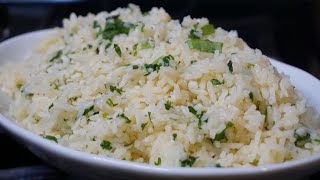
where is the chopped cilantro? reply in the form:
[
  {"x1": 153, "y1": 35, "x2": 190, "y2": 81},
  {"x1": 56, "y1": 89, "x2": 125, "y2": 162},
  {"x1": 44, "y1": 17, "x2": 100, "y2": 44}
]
[
  {"x1": 294, "y1": 130, "x2": 311, "y2": 148},
  {"x1": 114, "y1": 44, "x2": 122, "y2": 57},
  {"x1": 249, "y1": 92, "x2": 254, "y2": 101},
  {"x1": 143, "y1": 11, "x2": 150, "y2": 16},
  {"x1": 215, "y1": 163, "x2": 222, "y2": 168},
  {"x1": 201, "y1": 24, "x2": 215, "y2": 36},
  {"x1": 43, "y1": 135, "x2": 58, "y2": 143},
  {"x1": 186, "y1": 39, "x2": 223, "y2": 53},
  {"x1": 93, "y1": 20, "x2": 100, "y2": 29},
  {"x1": 117, "y1": 113, "x2": 131, "y2": 123},
  {"x1": 110, "y1": 85, "x2": 124, "y2": 95},
  {"x1": 96, "y1": 17, "x2": 135, "y2": 40},
  {"x1": 148, "y1": 112, "x2": 152, "y2": 121},
  {"x1": 189, "y1": 29, "x2": 200, "y2": 39},
  {"x1": 49, "y1": 50, "x2": 63, "y2": 62},
  {"x1": 141, "y1": 40, "x2": 154, "y2": 49},
  {"x1": 188, "y1": 22, "x2": 200, "y2": 39},
  {"x1": 140, "y1": 23, "x2": 145, "y2": 32},
  {"x1": 188, "y1": 106, "x2": 197, "y2": 115},
  {"x1": 190, "y1": 60, "x2": 197, "y2": 64},
  {"x1": 250, "y1": 158, "x2": 259, "y2": 166},
  {"x1": 141, "y1": 122, "x2": 148, "y2": 130},
  {"x1": 132, "y1": 65, "x2": 139, "y2": 69},
  {"x1": 180, "y1": 156, "x2": 198, "y2": 167},
  {"x1": 247, "y1": 63, "x2": 255, "y2": 69},
  {"x1": 26, "y1": 93, "x2": 34, "y2": 97},
  {"x1": 193, "y1": 22, "x2": 199, "y2": 29},
  {"x1": 105, "y1": 43, "x2": 112, "y2": 49},
  {"x1": 93, "y1": 112, "x2": 99, "y2": 115},
  {"x1": 83, "y1": 105, "x2": 94, "y2": 116},
  {"x1": 133, "y1": 44, "x2": 138, "y2": 56},
  {"x1": 211, "y1": 79, "x2": 224, "y2": 86},
  {"x1": 48, "y1": 103, "x2": 54, "y2": 110},
  {"x1": 144, "y1": 55, "x2": 174, "y2": 75},
  {"x1": 172, "y1": 133, "x2": 177, "y2": 140},
  {"x1": 154, "y1": 157, "x2": 161, "y2": 166},
  {"x1": 102, "y1": 112, "x2": 108, "y2": 118},
  {"x1": 100, "y1": 140, "x2": 112, "y2": 150},
  {"x1": 106, "y1": 98, "x2": 118, "y2": 107},
  {"x1": 314, "y1": 139, "x2": 320, "y2": 143},
  {"x1": 88, "y1": 44, "x2": 93, "y2": 49},
  {"x1": 188, "y1": 106, "x2": 207, "y2": 129},
  {"x1": 164, "y1": 100, "x2": 172, "y2": 110},
  {"x1": 227, "y1": 60, "x2": 233, "y2": 73},
  {"x1": 16, "y1": 83, "x2": 23, "y2": 90},
  {"x1": 212, "y1": 122, "x2": 234, "y2": 142}
]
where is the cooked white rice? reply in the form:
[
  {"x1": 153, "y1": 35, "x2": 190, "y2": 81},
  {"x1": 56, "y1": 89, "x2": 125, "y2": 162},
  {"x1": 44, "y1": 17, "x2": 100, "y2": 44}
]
[{"x1": 1, "y1": 4, "x2": 320, "y2": 167}]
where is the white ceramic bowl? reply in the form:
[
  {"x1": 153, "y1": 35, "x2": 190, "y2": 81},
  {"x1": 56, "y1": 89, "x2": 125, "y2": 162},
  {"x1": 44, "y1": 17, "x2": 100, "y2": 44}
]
[{"x1": 1, "y1": 30, "x2": 320, "y2": 180}]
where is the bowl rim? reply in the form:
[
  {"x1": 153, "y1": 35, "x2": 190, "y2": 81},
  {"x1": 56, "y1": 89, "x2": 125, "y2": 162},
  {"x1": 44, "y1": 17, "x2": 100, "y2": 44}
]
[{"x1": 0, "y1": 29, "x2": 320, "y2": 177}]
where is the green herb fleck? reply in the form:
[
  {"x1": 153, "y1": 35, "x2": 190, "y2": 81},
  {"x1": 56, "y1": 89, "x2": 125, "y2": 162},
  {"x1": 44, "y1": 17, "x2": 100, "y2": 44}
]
[
  {"x1": 49, "y1": 50, "x2": 63, "y2": 62},
  {"x1": 100, "y1": 140, "x2": 112, "y2": 150},
  {"x1": 247, "y1": 63, "x2": 255, "y2": 69},
  {"x1": 250, "y1": 158, "x2": 259, "y2": 166},
  {"x1": 212, "y1": 122, "x2": 234, "y2": 142},
  {"x1": 148, "y1": 112, "x2": 152, "y2": 121},
  {"x1": 93, "y1": 111, "x2": 99, "y2": 115},
  {"x1": 216, "y1": 163, "x2": 222, "y2": 168},
  {"x1": 93, "y1": 20, "x2": 100, "y2": 29},
  {"x1": 105, "y1": 43, "x2": 112, "y2": 49},
  {"x1": 141, "y1": 40, "x2": 154, "y2": 49},
  {"x1": 133, "y1": 44, "x2": 138, "y2": 56},
  {"x1": 193, "y1": 22, "x2": 199, "y2": 29},
  {"x1": 117, "y1": 113, "x2": 131, "y2": 123},
  {"x1": 132, "y1": 65, "x2": 139, "y2": 69},
  {"x1": 110, "y1": 85, "x2": 124, "y2": 95},
  {"x1": 186, "y1": 39, "x2": 223, "y2": 53},
  {"x1": 141, "y1": 123, "x2": 148, "y2": 130},
  {"x1": 140, "y1": 23, "x2": 145, "y2": 32},
  {"x1": 102, "y1": 112, "x2": 108, "y2": 118},
  {"x1": 164, "y1": 100, "x2": 172, "y2": 110},
  {"x1": 144, "y1": 55, "x2": 174, "y2": 75},
  {"x1": 201, "y1": 24, "x2": 215, "y2": 36},
  {"x1": 294, "y1": 130, "x2": 311, "y2": 148},
  {"x1": 88, "y1": 44, "x2": 93, "y2": 49},
  {"x1": 249, "y1": 92, "x2": 254, "y2": 101},
  {"x1": 48, "y1": 103, "x2": 54, "y2": 110},
  {"x1": 172, "y1": 133, "x2": 177, "y2": 140},
  {"x1": 189, "y1": 29, "x2": 200, "y2": 39},
  {"x1": 43, "y1": 135, "x2": 58, "y2": 143},
  {"x1": 211, "y1": 79, "x2": 224, "y2": 86},
  {"x1": 180, "y1": 156, "x2": 198, "y2": 167},
  {"x1": 16, "y1": 83, "x2": 23, "y2": 90},
  {"x1": 227, "y1": 60, "x2": 233, "y2": 73},
  {"x1": 143, "y1": 11, "x2": 150, "y2": 16},
  {"x1": 154, "y1": 157, "x2": 161, "y2": 166},
  {"x1": 83, "y1": 105, "x2": 94, "y2": 116},
  {"x1": 106, "y1": 98, "x2": 118, "y2": 107},
  {"x1": 97, "y1": 17, "x2": 135, "y2": 40},
  {"x1": 114, "y1": 44, "x2": 122, "y2": 57},
  {"x1": 188, "y1": 106, "x2": 207, "y2": 129},
  {"x1": 190, "y1": 60, "x2": 197, "y2": 64}
]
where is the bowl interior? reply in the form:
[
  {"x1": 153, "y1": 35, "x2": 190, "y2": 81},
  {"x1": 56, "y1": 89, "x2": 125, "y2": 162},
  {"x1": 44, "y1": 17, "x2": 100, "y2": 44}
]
[{"x1": 0, "y1": 29, "x2": 320, "y2": 179}]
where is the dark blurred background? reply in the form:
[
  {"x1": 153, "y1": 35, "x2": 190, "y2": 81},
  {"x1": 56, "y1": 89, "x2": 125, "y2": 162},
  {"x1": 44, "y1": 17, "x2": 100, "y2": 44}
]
[{"x1": 0, "y1": 0, "x2": 319, "y2": 179}]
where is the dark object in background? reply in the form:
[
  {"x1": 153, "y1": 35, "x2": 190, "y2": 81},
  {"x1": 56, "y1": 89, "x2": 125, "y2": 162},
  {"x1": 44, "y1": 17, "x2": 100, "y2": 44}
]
[{"x1": 0, "y1": 0, "x2": 319, "y2": 179}]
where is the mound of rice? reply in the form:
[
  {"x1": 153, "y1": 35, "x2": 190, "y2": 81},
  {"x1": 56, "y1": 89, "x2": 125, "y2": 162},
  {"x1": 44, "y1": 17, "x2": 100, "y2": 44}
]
[{"x1": 1, "y1": 4, "x2": 320, "y2": 167}]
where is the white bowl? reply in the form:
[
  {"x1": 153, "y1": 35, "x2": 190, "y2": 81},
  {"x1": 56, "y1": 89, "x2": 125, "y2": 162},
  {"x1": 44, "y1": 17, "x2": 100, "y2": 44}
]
[{"x1": 0, "y1": 29, "x2": 320, "y2": 179}]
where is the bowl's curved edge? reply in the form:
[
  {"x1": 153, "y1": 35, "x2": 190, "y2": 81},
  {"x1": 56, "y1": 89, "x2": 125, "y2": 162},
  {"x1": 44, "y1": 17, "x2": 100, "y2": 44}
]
[{"x1": 0, "y1": 29, "x2": 320, "y2": 178}]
